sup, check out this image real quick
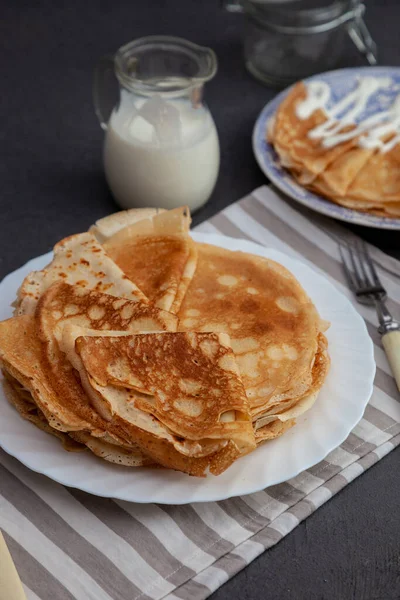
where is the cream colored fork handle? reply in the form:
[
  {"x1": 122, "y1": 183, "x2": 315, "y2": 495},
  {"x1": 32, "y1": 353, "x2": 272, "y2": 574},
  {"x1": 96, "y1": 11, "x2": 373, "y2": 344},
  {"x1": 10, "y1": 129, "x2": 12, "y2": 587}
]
[
  {"x1": 0, "y1": 532, "x2": 26, "y2": 600},
  {"x1": 382, "y1": 330, "x2": 400, "y2": 392}
]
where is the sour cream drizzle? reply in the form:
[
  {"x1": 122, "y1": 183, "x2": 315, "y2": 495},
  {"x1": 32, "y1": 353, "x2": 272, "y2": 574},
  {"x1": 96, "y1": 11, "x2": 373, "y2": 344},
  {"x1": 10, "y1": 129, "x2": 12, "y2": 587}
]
[{"x1": 295, "y1": 77, "x2": 400, "y2": 153}]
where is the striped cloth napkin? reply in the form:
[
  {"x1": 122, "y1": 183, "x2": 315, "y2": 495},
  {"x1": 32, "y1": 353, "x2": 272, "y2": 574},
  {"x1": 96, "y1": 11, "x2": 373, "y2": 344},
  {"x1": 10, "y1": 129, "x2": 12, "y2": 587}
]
[{"x1": 1, "y1": 185, "x2": 399, "y2": 600}]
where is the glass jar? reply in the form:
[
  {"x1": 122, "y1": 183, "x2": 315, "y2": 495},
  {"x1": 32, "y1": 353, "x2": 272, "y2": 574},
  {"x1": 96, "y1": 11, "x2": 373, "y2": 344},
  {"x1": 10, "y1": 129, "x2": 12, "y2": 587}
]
[
  {"x1": 93, "y1": 36, "x2": 220, "y2": 211},
  {"x1": 226, "y1": 0, "x2": 377, "y2": 87}
]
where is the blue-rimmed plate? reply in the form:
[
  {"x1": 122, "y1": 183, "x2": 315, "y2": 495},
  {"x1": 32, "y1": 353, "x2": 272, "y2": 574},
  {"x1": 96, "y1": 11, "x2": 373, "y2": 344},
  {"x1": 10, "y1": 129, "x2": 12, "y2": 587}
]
[{"x1": 253, "y1": 66, "x2": 400, "y2": 230}]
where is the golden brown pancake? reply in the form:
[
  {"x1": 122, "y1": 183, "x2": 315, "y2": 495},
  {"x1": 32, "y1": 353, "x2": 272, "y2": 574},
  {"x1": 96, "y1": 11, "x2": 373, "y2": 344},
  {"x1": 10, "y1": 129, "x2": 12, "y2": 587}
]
[
  {"x1": 2, "y1": 373, "x2": 85, "y2": 452},
  {"x1": 34, "y1": 281, "x2": 177, "y2": 430},
  {"x1": 2, "y1": 372, "x2": 153, "y2": 465},
  {"x1": 252, "y1": 332, "x2": 329, "y2": 427},
  {"x1": 270, "y1": 81, "x2": 400, "y2": 218},
  {"x1": 89, "y1": 208, "x2": 166, "y2": 243},
  {"x1": 0, "y1": 315, "x2": 93, "y2": 432},
  {"x1": 0, "y1": 285, "x2": 246, "y2": 476},
  {"x1": 0, "y1": 316, "x2": 239, "y2": 476},
  {"x1": 178, "y1": 244, "x2": 326, "y2": 417},
  {"x1": 76, "y1": 331, "x2": 256, "y2": 455},
  {"x1": 103, "y1": 207, "x2": 197, "y2": 314},
  {"x1": 2, "y1": 204, "x2": 331, "y2": 474},
  {"x1": 255, "y1": 418, "x2": 296, "y2": 443},
  {"x1": 68, "y1": 431, "x2": 156, "y2": 467},
  {"x1": 16, "y1": 232, "x2": 147, "y2": 316},
  {"x1": 344, "y1": 142, "x2": 400, "y2": 204},
  {"x1": 310, "y1": 146, "x2": 375, "y2": 197},
  {"x1": 271, "y1": 82, "x2": 357, "y2": 185}
]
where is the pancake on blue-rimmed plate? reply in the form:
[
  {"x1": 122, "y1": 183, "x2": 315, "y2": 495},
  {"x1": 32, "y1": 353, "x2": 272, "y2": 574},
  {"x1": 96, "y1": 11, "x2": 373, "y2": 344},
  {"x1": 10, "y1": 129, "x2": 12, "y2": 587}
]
[{"x1": 269, "y1": 75, "x2": 400, "y2": 218}]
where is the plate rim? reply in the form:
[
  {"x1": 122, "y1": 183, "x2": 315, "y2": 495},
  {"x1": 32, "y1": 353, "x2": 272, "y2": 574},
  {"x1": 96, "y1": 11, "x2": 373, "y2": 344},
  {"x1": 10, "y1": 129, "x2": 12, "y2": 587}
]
[
  {"x1": 252, "y1": 65, "x2": 400, "y2": 230},
  {"x1": 0, "y1": 232, "x2": 376, "y2": 503}
]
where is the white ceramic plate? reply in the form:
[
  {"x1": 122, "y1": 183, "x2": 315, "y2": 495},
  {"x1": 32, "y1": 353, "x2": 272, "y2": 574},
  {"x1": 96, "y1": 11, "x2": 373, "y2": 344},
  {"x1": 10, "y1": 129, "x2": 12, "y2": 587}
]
[{"x1": 0, "y1": 232, "x2": 375, "y2": 504}]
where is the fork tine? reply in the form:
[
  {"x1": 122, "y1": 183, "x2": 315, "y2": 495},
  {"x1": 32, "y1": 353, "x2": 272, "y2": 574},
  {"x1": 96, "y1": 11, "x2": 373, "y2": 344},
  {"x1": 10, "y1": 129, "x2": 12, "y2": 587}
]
[
  {"x1": 359, "y1": 239, "x2": 382, "y2": 286},
  {"x1": 346, "y1": 243, "x2": 363, "y2": 288},
  {"x1": 339, "y1": 244, "x2": 357, "y2": 291},
  {"x1": 355, "y1": 239, "x2": 373, "y2": 287}
]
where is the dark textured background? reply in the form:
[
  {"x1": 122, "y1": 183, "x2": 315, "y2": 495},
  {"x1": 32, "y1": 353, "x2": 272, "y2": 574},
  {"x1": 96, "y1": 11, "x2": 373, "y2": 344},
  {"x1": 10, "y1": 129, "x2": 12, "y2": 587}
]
[{"x1": 1, "y1": 1, "x2": 399, "y2": 598}]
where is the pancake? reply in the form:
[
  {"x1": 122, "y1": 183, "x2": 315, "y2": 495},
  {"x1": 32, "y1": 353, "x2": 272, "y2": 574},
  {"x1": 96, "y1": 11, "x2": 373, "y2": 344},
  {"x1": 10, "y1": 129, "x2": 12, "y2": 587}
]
[
  {"x1": 253, "y1": 332, "x2": 329, "y2": 427},
  {"x1": 375, "y1": 203, "x2": 400, "y2": 216},
  {"x1": 178, "y1": 243, "x2": 326, "y2": 417},
  {"x1": 270, "y1": 80, "x2": 400, "y2": 217},
  {"x1": 90, "y1": 208, "x2": 166, "y2": 242},
  {"x1": 255, "y1": 418, "x2": 296, "y2": 443},
  {"x1": 310, "y1": 146, "x2": 375, "y2": 197},
  {"x1": 2, "y1": 204, "x2": 331, "y2": 475},
  {"x1": 5, "y1": 277, "x2": 248, "y2": 475},
  {"x1": 2, "y1": 373, "x2": 85, "y2": 452},
  {"x1": 2, "y1": 372, "x2": 153, "y2": 465},
  {"x1": 0, "y1": 314, "x2": 94, "y2": 432},
  {"x1": 0, "y1": 312, "x2": 243, "y2": 476},
  {"x1": 16, "y1": 232, "x2": 147, "y2": 317},
  {"x1": 344, "y1": 142, "x2": 400, "y2": 204},
  {"x1": 35, "y1": 281, "x2": 177, "y2": 425},
  {"x1": 62, "y1": 326, "x2": 235, "y2": 457},
  {"x1": 76, "y1": 331, "x2": 256, "y2": 455},
  {"x1": 103, "y1": 207, "x2": 197, "y2": 314},
  {"x1": 38, "y1": 280, "x2": 177, "y2": 346},
  {"x1": 35, "y1": 283, "x2": 244, "y2": 468},
  {"x1": 68, "y1": 431, "x2": 156, "y2": 467},
  {"x1": 271, "y1": 82, "x2": 357, "y2": 185},
  {"x1": 103, "y1": 206, "x2": 191, "y2": 245}
]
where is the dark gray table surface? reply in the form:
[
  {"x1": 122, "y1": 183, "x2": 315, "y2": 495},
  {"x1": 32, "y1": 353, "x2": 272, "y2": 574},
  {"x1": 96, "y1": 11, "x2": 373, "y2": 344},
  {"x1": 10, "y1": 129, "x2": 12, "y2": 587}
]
[{"x1": 1, "y1": 1, "x2": 400, "y2": 599}]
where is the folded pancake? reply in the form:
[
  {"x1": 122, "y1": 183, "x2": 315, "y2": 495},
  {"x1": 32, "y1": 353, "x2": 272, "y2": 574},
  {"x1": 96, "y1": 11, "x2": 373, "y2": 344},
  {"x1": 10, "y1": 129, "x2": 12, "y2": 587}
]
[
  {"x1": 2, "y1": 372, "x2": 85, "y2": 452},
  {"x1": 68, "y1": 431, "x2": 156, "y2": 467},
  {"x1": 15, "y1": 232, "x2": 147, "y2": 316},
  {"x1": 310, "y1": 146, "x2": 375, "y2": 197},
  {"x1": 103, "y1": 207, "x2": 197, "y2": 314},
  {"x1": 0, "y1": 312, "x2": 159, "y2": 464},
  {"x1": 0, "y1": 320, "x2": 239, "y2": 476},
  {"x1": 1, "y1": 281, "x2": 245, "y2": 475},
  {"x1": 5, "y1": 278, "x2": 177, "y2": 438},
  {"x1": 2, "y1": 370, "x2": 154, "y2": 466},
  {"x1": 271, "y1": 82, "x2": 357, "y2": 185},
  {"x1": 343, "y1": 142, "x2": 400, "y2": 204},
  {"x1": 253, "y1": 332, "x2": 329, "y2": 426},
  {"x1": 270, "y1": 81, "x2": 400, "y2": 217},
  {"x1": 38, "y1": 280, "x2": 177, "y2": 346},
  {"x1": 313, "y1": 195, "x2": 400, "y2": 218},
  {"x1": 0, "y1": 314, "x2": 95, "y2": 432},
  {"x1": 375, "y1": 203, "x2": 400, "y2": 216},
  {"x1": 255, "y1": 419, "x2": 296, "y2": 443},
  {"x1": 76, "y1": 331, "x2": 256, "y2": 455},
  {"x1": 90, "y1": 208, "x2": 166, "y2": 243},
  {"x1": 62, "y1": 326, "x2": 239, "y2": 458},
  {"x1": 44, "y1": 286, "x2": 241, "y2": 464},
  {"x1": 178, "y1": 244, "x2": 328, "y2": 421},
  {"x1": 36, "y1": 280, "x2": 177, "y2": 420},
  {"x1": 103, "y1": 206, "x2": 191, "y2": 244}
]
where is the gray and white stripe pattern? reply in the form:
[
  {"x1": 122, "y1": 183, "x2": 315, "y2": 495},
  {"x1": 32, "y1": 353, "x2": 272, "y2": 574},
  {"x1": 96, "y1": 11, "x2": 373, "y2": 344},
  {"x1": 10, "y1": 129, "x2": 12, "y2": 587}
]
[{"x1": 1, "y1": 185, "x2": 399, "y2": 600}]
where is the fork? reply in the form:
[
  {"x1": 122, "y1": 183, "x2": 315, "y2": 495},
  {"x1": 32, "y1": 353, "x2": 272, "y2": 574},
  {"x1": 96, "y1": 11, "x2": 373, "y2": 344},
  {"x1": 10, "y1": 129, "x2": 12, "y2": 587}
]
[{"x1": 339, "y1": 240, "x2": 400, "y2": 391}]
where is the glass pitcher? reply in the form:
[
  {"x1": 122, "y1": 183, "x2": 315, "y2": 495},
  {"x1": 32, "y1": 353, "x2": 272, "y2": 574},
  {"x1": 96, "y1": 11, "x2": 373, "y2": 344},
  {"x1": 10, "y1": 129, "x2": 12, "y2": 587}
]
[{"x1": 93, "y1": 36, "x2": 220, "y2": 211}]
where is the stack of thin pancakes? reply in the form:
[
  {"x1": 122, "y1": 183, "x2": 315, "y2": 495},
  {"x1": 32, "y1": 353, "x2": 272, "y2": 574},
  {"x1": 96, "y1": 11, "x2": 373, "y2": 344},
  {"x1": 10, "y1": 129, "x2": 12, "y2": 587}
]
[
  {"x1": 0, "y1": 206, "x2": 329, "y2": 477},
  {"x1": 269, "y1": 81, "x2": 400, "y2": 217}
]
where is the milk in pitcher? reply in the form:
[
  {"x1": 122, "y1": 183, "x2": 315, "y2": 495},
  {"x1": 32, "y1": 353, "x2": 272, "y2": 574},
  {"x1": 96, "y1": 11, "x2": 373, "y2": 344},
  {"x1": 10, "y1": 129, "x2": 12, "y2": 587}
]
[{"x1": 104, "y1": 90, "x2": 220, "y2": 211}]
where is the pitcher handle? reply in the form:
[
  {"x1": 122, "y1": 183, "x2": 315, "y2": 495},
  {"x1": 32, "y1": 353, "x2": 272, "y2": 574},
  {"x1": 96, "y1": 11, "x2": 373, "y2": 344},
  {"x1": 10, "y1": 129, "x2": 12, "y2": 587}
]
[
  {"x1": 93, "y1": 55, "x2": 116, "y2": 131},
  {"x1": 347, "y1": 5, "x2": 378, "y2": 65}
]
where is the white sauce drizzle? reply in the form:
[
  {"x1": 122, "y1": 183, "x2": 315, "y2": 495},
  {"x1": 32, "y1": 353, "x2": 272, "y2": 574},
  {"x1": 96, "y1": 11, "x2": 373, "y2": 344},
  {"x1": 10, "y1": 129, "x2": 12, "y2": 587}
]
[{"x1": 295, "y1": 76, "x2": 400, "y2": 153}]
